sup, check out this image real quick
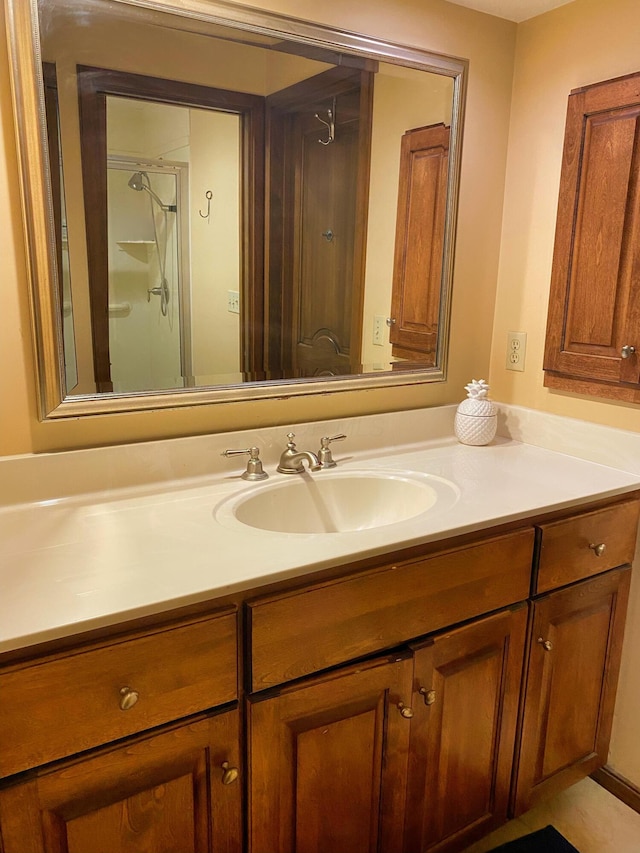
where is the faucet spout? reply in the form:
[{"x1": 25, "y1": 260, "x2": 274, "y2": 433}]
[{"x1": 277, "y1": 433, "x2": 322, "y2": 474}]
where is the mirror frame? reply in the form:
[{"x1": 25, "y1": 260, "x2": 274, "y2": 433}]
[{"x1": 5, "y1": 0, "x2": 467, "y2": 419}]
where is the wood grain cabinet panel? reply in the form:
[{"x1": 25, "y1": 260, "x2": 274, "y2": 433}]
[
  {"x1": 247, "y1": 654, "x2": 414, "y2": 853},
  {"x1": 390, "y1": 122, "x2": 450, "y2": 362},
  {"x1": 535, "y1": 499, "x2": 640, "y2": 593},
  {"x1": 247, "y1": 529, "x2": 533, "y2": 691},
  {"x1": 0, "y1": 609, "x2": 237, "y2": 777},
  {"x1": 404, "y1": 607, "x2": 527, "y2": 853},
  {"x1": 0, "y1": 708, "x2": 242, "y2": 853},
  {"x1": 1, "y1": 497, "x2": 637, "y2": 853},
  {"x1": 512, "y1": 568, "x2": 631, "y2": 815},
  {"x1": 544, "y1": 71, "x2": 640, "y2": 401}
]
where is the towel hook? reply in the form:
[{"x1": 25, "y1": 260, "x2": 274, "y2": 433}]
[
  {"x1": 314, "y1": 99, "x2": 336, "y2": 145},
  {"x1": 199, "y1": 189, "x2": 213, "y2": 221}
]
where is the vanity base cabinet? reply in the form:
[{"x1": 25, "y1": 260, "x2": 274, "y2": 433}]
[
  {"x1": 0, "y1": 708, "x2": 242, "y2": 853},
  {"x1": 404, "y1": 606, "x2": 528, "y2": 853},
  {"x1": 512, "y1": 568, "x2": 631, "y2": 816},
  {"x1": 247, "y1": 654, "x2": 414, "y2": 853}
]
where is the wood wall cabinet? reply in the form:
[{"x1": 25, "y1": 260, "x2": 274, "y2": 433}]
[
  {"x1": 544, "y1": 71, "x2": 640, "y2": 402},
  {"x1": 0, "y1": 496, "x2": 638, "y2": 853}
]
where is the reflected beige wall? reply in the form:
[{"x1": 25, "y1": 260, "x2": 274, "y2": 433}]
[
  {"x1": 361, "y1": 68, "x2": 453, "y2": 368},
  {"x1": 0, "y1": 0, "x2": 516, "y2": 453},
  {"x1": 189, "y1": 108, "x2": 242, "y2": 378}
]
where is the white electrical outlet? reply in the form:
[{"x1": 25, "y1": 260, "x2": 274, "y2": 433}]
[
  {"x1": 373, "y1": 315, "x2": 386, "y2": 346},
  {"x1": 506, "y1": 331, "x2": 526, "y2": 372},
  {"x1": 227, "y1": 290, "x2": 240, "y2": 314}
]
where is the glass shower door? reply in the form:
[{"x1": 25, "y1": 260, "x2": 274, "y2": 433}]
[{"x1": 106, "y1": 162, "x2": 188, "y2": 392}]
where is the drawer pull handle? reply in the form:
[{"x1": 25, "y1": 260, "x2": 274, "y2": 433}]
[
  {"x1": 419, "y1": 688, "x2": 437, "y2": 706},
  {"x1": 537, "y1": 637, "x2": 553, "y2": 652},
  {"x1": 119, "y1": 687, "x2": 139, "y2": 710},
  {"x1": 621, "y1": 345, "x2": 636, "y2": 358},
  {"x1": 221, "y1": 761, "x2": 239, "y2": 785},
  {"x1": 589, "y1": 542, "x2": 606, "y2": 557},
  {"x1": 397, "y1": 701, "x2": 414, "y2": 719}
]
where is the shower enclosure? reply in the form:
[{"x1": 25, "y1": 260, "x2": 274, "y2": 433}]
[{"x1": 106, "y1": 159, "x2": 191, "y2": 392}]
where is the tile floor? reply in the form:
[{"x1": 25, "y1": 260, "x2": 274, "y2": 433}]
[{"x1": 463, "y1": 777, "x2": 640, "y2": 852}]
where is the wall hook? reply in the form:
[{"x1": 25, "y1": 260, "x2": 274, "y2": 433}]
[
  {"x1": 199, "y1": 189, "x2": 213, "y2": 221},
  {"x1": 314, "y1": 100, "x2": 336, "y2": 145}
]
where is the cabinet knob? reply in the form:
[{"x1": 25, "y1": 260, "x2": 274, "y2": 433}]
[
  {"x1": 589, "y1": 542, "x2": 606, "y2": 557},
  {"x1": 221, "y1": 761, "x2": 239, "y2": 785},
  {"x1": 397, "y1": 701, "x2": 414, "y2": 719},
  {"x1": 118, "y1": 686, "x2": 139, "y2": 710},
  {"x1": 419, "y1": 688, "x2": 436, "y2": 706},
  {"x1": 621, "y1": 345, "x2": 636, "y2": 359},
  {"x1": 537, "y1": 637, "x2": 553, "y2": 652}
]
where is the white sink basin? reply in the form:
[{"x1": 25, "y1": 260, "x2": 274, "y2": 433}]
[{"x1": 216, "y1": 470, "x2": 459, "y2": 534}]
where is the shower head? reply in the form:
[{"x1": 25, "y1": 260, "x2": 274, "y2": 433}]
[
  {"x1": 127, "y1": 171, "x2": 177, "y2": 212},
  {"x1": 127, "y1": 171, "x2": 146, "y2": 192}
]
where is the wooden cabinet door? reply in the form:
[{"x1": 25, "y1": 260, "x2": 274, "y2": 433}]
[
  {"x1": 248, "y1": 654, "x2": 414, "y2": 853},
  {"x1": 0, "y1": 709, "x2": 241, "y2": 853},
  {"x1": 390, "y1": 122, "x2": 449, "y2": 363},
  {"x1": 404, "y1": 607, "x2": 527, "y2": 853},
  {"x1": 544, "y1": 71, "x2": 640, "y2": 401},
  {"x1": 513, "y1": 568, "x2": 631, "y2": 815}
]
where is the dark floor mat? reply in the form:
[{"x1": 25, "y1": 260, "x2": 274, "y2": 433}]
[{"x1": 488, "y1": 824, "x2": 580, "y2": 853}]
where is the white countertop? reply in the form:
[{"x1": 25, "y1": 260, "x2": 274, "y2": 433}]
[{"x1": 2, "y1": 433, "x2": 639, "y2": 654}]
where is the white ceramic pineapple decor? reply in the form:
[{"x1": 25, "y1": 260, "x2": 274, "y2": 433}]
[{"x1": 454, "y1": 379, "x2": 498, "y2": 446}]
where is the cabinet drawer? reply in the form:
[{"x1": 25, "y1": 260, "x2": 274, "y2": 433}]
[
  {"x1": 247, "y1": 528, "x2": 533, "y2": 691},
  {"x1": 534, "y1": 500, "x2": 640, "y2": 594},
  {"x1": 0, "y1": 609, "x2": 237, "y2": 778}
]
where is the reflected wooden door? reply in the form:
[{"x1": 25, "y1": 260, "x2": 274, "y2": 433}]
[{"x1": 266, "y1": 68, "x2": 373, "y2": 377}]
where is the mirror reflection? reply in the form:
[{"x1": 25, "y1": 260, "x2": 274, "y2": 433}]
[{"x1": 29, "y1": 0, "x2": 464, "y2": 409}]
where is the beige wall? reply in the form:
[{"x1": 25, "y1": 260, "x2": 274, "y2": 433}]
[
  {"x1": 487, "y1": 0, "x2": 640, "y2": 790},
  {"x1": 488, "y1": 0, "x2": 640, "y2": 433},
  {"x1": 0, "y1": 0, "x2": 516, "y2": 453}
]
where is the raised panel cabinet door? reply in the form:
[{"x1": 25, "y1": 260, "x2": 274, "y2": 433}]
[
  {"x1": 390, "y1": 122, "x2": 450, "y2": 362},
  {"x1": 513, "y1": 568, "x2": 631, "y2": 816},
  {"x1": 0, "y1": 709, "x2": 242, "y2": 853},
  {"x1": 248, "y1": 654, "x2": 414, "y2": 853},
  {"x1": 544, "y1": 71, "x2": 640, "y2": 400},
  {"x1": 404, "y1": 607, "x2": 527, "y2": 853}
]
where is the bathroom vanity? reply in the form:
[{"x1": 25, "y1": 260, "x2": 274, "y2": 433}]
[{"x1": 0, "y1": 430, "x2": 639, "y2": 853}]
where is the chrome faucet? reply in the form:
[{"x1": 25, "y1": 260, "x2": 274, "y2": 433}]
[{"x1": 277, "y1": 433, "x2": 322, "y2": 474}]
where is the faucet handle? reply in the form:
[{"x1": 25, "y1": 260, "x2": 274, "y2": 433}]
[
  {"x1": 318, "y1": 433, "x2": 347, "y2": 468},
  {"x1": 285, "y1": 432, "x2": 297, "y2": 449},
  {"x1": 221, "y1": 446, "x2": 268, "y2": 481}
]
